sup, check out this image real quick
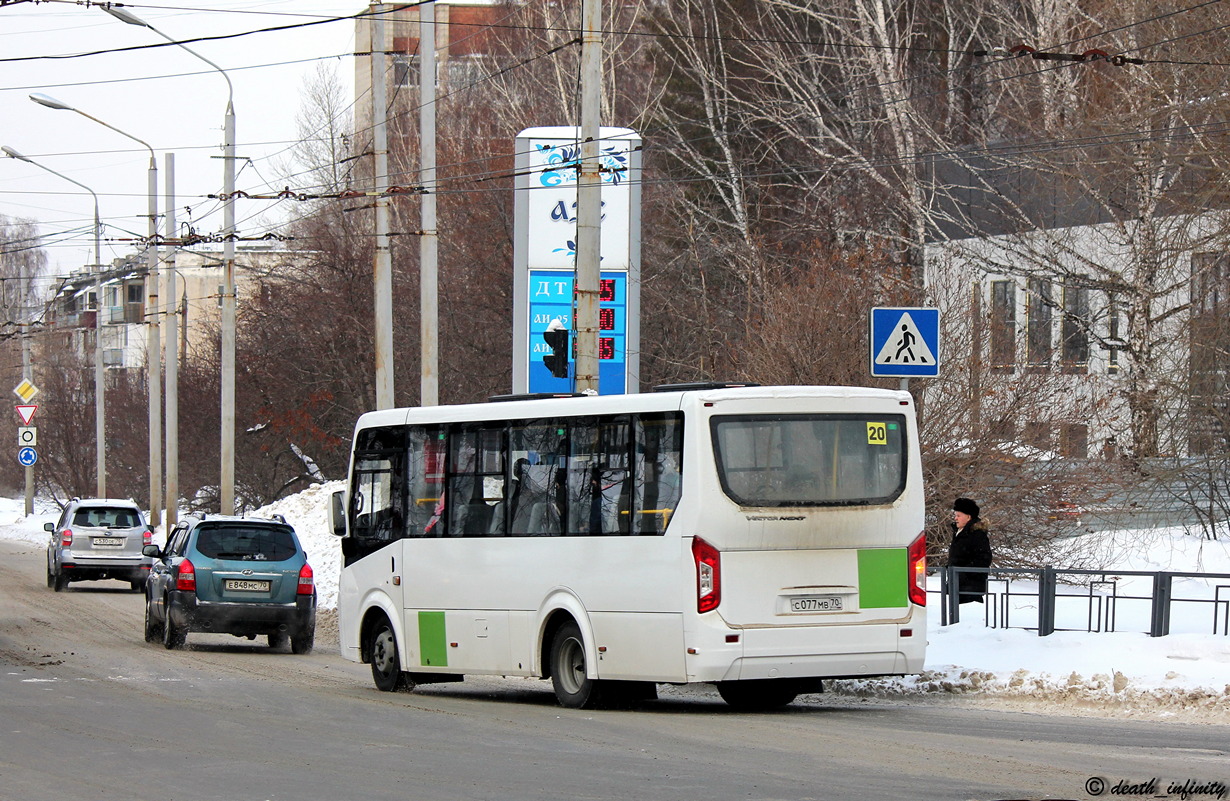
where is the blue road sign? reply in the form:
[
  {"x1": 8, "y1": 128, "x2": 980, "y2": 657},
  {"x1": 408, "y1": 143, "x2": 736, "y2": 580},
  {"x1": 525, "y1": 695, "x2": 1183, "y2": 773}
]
[
  {"x1": 870, "y1": 307, "x2": 940, "y2": 377},
  {"x1": 17, "y1": 446, "x2": 37, "y2": 467}
]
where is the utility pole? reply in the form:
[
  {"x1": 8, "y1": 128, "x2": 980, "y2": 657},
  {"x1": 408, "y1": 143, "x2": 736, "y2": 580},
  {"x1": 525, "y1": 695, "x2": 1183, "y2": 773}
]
[
  {"x1": 372, "y1": 4, "x2": 395, "y2": 410},
  {"x1": 419, "y1": 1, "x2": 439, "y2": 407},
  {"x1": 146, "y1": 155, "x2": 161, "y2": 526},
  {"x1": 574, "y1": 0, "x2": 603, "y2": 394},
  {"x1": 164, "y1": 153, "x2": 179, "y2": 527},
  {"x1": 220, "y1": 91, "x2": 237, "y2": 513}
]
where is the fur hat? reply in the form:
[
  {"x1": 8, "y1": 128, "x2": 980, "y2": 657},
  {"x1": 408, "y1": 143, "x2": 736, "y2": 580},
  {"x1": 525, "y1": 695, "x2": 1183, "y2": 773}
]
[{"x1": 953, "y1": 497, "x2": 980, "y2": 519}]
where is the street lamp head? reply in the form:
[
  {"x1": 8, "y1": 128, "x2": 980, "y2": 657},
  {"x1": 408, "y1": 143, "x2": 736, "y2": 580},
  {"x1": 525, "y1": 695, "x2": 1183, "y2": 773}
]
[
  {"x1": 29, "y1": 92, "x2": 75, "y2": 112},
  {"x1": 2, "y1": 145, "x2": 30, "y2": 162},
  {"x1": 101, "y1": 6, "x2": 151, "y2": 27}
]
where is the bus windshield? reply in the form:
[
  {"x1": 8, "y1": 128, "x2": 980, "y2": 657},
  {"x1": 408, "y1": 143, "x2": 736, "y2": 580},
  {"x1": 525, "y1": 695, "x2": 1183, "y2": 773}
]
[{"x1": 711, "y1": 414, "x2": 907, "y2": 506}]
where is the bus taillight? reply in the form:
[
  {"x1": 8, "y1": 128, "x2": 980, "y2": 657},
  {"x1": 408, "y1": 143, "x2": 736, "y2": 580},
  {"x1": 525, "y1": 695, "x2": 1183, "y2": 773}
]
[
  {"x1": 908, "y1": 532, "x2": 926, "y2": 606},
  {"x1": 692, "y1": 536, "x2": 721, "y2": 613}
]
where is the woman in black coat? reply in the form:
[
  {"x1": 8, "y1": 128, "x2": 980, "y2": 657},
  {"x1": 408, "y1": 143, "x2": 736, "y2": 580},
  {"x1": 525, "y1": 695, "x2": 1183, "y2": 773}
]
[{"x1": 949, "y1": 497, "x2": 993, "y2": 603}]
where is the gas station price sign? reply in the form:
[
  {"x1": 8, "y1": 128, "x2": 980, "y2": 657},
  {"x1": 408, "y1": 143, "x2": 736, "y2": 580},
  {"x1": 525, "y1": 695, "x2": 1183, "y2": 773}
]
[{"x1": 528, "y1": 270, "x2": 627, "y2": 393}]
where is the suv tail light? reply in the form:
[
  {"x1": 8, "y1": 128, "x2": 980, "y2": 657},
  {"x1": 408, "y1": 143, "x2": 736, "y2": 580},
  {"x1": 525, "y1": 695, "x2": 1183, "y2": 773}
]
[
  {"x1": 908, "y1": 532, "x2": 927, "y2": 607},
  {"x1": 297, "y1": 563, "x2": 314, "y2": 595},
  {"x1": 143, "y1": 530, "x2": 153, "y2": 546},
  {"x1": 692, "y1": 536, "x2": 721, "y2": 613},
  {"x1": 176, "y1": 558, "x2": 197, "y2": 592},
  {"x1": 61, "y1": 529, "x2": 73, "y2": 546}
]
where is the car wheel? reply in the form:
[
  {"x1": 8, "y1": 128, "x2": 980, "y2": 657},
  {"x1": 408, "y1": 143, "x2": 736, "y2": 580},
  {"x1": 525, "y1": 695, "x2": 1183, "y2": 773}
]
[
  {"x1": 143, "y1": 595, "x2": 163, "y2": 643},
  {"x1": 267, "y1": 631, "x2": 289, "y2": 651},
  {"x1": 53, "y1": 570, "x2": 68, "y2": 592},
  {"x1": 46, "y1": 560, "x2": 54, "y2": 589},
  {"x1": 290, "y1": 628, "x2": 314, "y2": 655},
  {"x1": 129, "y1": 579, "x2": 145, "y2": 593},
  {"x1": 550, "y1": 621, "x2": 605, "y2": 709},
  {"x1": 369, "y1": 619, "x2": 407, "y2": 692},
  {"x1": 162, "y1": 601, "x2": 187, "y2": 650},
  {"x1": 716, "y1": 680, "x2": 799, "y2": 710}
]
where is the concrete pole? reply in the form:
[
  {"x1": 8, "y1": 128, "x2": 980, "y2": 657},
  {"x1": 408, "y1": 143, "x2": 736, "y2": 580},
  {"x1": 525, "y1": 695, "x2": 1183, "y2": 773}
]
[
  {"x1": 93, "y1": 197, "x2": 105, "y2": 499},
  {"x1": 146, "y1": 156, "x2": 161, "y2": 526},
  {"x1": 220, "y1": 103, "x2": 236, "y2": 513},
  {"x1": 574, "y1": 0, "x2": 603, "y2": 394},
  {"x1": 372, "y1": 4, "x2": 395, "y2": 410},
  {"x1": 420, "y1": 2, "x2": 439, "y2": 407},
  {"x1": 164, "y1": 153, "x2": 179, "y2": 527}
]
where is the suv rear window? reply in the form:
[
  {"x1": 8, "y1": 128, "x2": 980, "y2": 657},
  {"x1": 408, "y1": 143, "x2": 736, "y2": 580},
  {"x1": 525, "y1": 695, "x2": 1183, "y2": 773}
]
[
  {"x1": 73, "y1": 507, "x2": 141, "y2": 528},
  {"x1": 194, "y1": 524, "x2": 298, "y2": 562}
]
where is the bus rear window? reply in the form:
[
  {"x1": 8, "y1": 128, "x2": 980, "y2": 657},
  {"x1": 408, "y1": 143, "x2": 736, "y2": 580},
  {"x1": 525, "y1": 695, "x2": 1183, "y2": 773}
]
[{"x1": 712, "y1": 414, "x2": 907, "y2": 506}]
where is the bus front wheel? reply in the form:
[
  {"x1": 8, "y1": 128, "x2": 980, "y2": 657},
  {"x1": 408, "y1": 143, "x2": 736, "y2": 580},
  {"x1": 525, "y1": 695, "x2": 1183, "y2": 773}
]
[
  {"x1": 550, "y1": 621, "x2": 604, "y2": 709},
  {"x1": 716, "y1": 679, "x2": 799, "y2": 710},
  {"x1": 370, "y1": 619, "x2": 409, "y2": 692}
]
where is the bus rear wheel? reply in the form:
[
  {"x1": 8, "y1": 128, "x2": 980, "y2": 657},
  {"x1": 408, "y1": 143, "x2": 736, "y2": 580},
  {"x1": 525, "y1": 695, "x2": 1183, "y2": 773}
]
[
  {"x1": 716, "y1": 679, "x2": 799, "y2": 710},
  {"x1": 370, "y1": 619, "x2": 409, "y2": 692},
  {"x1": 550, "y1": 621, "x2": 606, "y2": 709}
]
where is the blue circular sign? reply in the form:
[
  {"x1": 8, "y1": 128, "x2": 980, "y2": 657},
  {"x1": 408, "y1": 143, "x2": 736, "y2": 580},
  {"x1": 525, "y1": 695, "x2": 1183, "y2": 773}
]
[{"x1": 17, "y1": 446, "x2": 37, "y2": 467}]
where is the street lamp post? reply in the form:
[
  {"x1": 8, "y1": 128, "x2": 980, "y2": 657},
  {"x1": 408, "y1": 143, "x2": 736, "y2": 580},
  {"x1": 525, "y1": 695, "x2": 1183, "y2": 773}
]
[
  {"x1": 2, "y1": 145, "x2": 105, "y2": 500},
  {"x1": 30, "y1": 93, "x2": 160, "y2": 523},
  {"x1": 101, "y1": 6, "x2": 237, "y2": 514}
]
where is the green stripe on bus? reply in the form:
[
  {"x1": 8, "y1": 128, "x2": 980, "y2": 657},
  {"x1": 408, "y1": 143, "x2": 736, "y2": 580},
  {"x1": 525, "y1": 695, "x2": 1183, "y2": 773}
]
[
  {"x1": 858, "y1": 548, "x2": 907, "y2": 608},
  {"x1": 418, "y1": 611, "x2": 448, "y2": 667}
]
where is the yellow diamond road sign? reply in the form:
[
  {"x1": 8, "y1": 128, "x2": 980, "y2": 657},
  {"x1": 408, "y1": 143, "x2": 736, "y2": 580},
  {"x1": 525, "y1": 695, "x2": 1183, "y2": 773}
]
[
  {"x1": 12, "y1": 380, "x2": 38, "y2": 403},
  {"x1": 13, "y1": 380, "x2": 37, "y2": 401}
]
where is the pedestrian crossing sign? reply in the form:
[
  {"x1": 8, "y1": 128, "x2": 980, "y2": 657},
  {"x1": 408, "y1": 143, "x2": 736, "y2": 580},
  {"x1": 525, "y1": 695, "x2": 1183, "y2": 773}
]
[{"x1": 869, "y1": 307, "x2": 940, "y2": 377}]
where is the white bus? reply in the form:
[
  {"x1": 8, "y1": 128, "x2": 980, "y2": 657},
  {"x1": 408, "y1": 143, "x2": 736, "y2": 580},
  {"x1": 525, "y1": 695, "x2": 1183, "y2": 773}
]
[{"x1": 330, "y1": 383, "x2": 926, "y2": 709}]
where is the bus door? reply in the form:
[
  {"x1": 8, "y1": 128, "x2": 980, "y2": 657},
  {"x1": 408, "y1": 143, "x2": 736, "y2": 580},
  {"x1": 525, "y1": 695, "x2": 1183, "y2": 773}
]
[{"x1": 346, "y1": 425, "x2": 409, "y2": 612}]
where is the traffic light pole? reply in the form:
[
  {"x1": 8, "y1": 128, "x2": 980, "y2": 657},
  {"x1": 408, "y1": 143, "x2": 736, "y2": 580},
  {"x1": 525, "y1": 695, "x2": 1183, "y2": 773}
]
[{"x1": 574, "y1": 0, "x2": 602, "y2": 394}]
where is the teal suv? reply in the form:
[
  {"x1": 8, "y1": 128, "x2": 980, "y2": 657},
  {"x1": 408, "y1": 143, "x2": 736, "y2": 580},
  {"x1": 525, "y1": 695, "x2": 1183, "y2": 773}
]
[{"x1": 142, "y1": 515, "x2": 316, "y2": 653}]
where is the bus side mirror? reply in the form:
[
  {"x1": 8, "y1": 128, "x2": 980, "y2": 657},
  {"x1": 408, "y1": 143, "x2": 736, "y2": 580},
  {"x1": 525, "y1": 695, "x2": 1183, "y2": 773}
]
[{"x1": 330, "y1": 490, "x2": 347, "y2": 537}]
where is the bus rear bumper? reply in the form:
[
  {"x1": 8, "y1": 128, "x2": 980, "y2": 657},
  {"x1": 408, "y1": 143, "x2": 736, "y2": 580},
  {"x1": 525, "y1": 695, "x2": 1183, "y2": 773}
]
[{"x1": 685, "y1": 611, "x2": 926, "y2": 683}]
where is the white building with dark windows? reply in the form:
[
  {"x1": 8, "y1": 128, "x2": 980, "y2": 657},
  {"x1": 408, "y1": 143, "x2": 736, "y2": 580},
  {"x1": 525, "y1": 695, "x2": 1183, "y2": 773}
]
[
  {"x1": 43, "y1": 242, "x2": 303, "y2": 372},
  {"x1": 924, "y1": 213, "x2": 1230, "y2": 460}
]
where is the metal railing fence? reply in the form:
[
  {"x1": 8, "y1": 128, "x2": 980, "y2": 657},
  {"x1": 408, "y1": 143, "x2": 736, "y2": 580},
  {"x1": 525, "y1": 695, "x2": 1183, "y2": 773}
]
[{"x1": 936, "y1": 566, "x2": 1230, "y2": 637}]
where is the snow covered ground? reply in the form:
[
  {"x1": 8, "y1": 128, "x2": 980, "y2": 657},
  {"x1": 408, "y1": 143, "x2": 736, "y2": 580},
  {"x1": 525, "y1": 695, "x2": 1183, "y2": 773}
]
[{"x1": 6, "y1": 485, "x2": 1228, "y2": 723}]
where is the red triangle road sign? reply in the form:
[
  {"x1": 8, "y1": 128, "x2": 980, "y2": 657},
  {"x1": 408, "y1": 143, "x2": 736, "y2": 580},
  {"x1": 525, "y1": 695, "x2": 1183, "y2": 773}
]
[{"x1": 16, "y1": 405, "x2": 37, "y2": 426}]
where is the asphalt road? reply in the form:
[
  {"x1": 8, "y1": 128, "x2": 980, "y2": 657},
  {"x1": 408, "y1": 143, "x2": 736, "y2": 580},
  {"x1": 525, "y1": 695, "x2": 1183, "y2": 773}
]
[{"x1": 0, "y1": 539, "x2": 1224, "y2": 801}]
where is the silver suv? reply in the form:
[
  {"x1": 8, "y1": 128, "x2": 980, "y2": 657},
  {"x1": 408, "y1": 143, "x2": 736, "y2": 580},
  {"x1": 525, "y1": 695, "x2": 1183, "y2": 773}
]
[{"x1": 45, "y1": 499, "x2": 153, "y2": 592}]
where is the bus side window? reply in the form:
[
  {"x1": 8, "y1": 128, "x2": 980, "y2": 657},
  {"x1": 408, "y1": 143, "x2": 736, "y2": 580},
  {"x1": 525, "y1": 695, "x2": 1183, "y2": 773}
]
[
  {"x1": 598, "y1": 419, "x2": 632, "y2": 535},
  {"x1": 635, "y1": 413, "x2": 683, "y2": 534},
  {"x1": 509, "y1": 421, "x2": 565, "y2": 536},
  {"x1": 447, "y1": 425, "x2": 506, "y2": 537},
  {"x1": 407, "y1": 426, "x2": 446, "y2": 537}
]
